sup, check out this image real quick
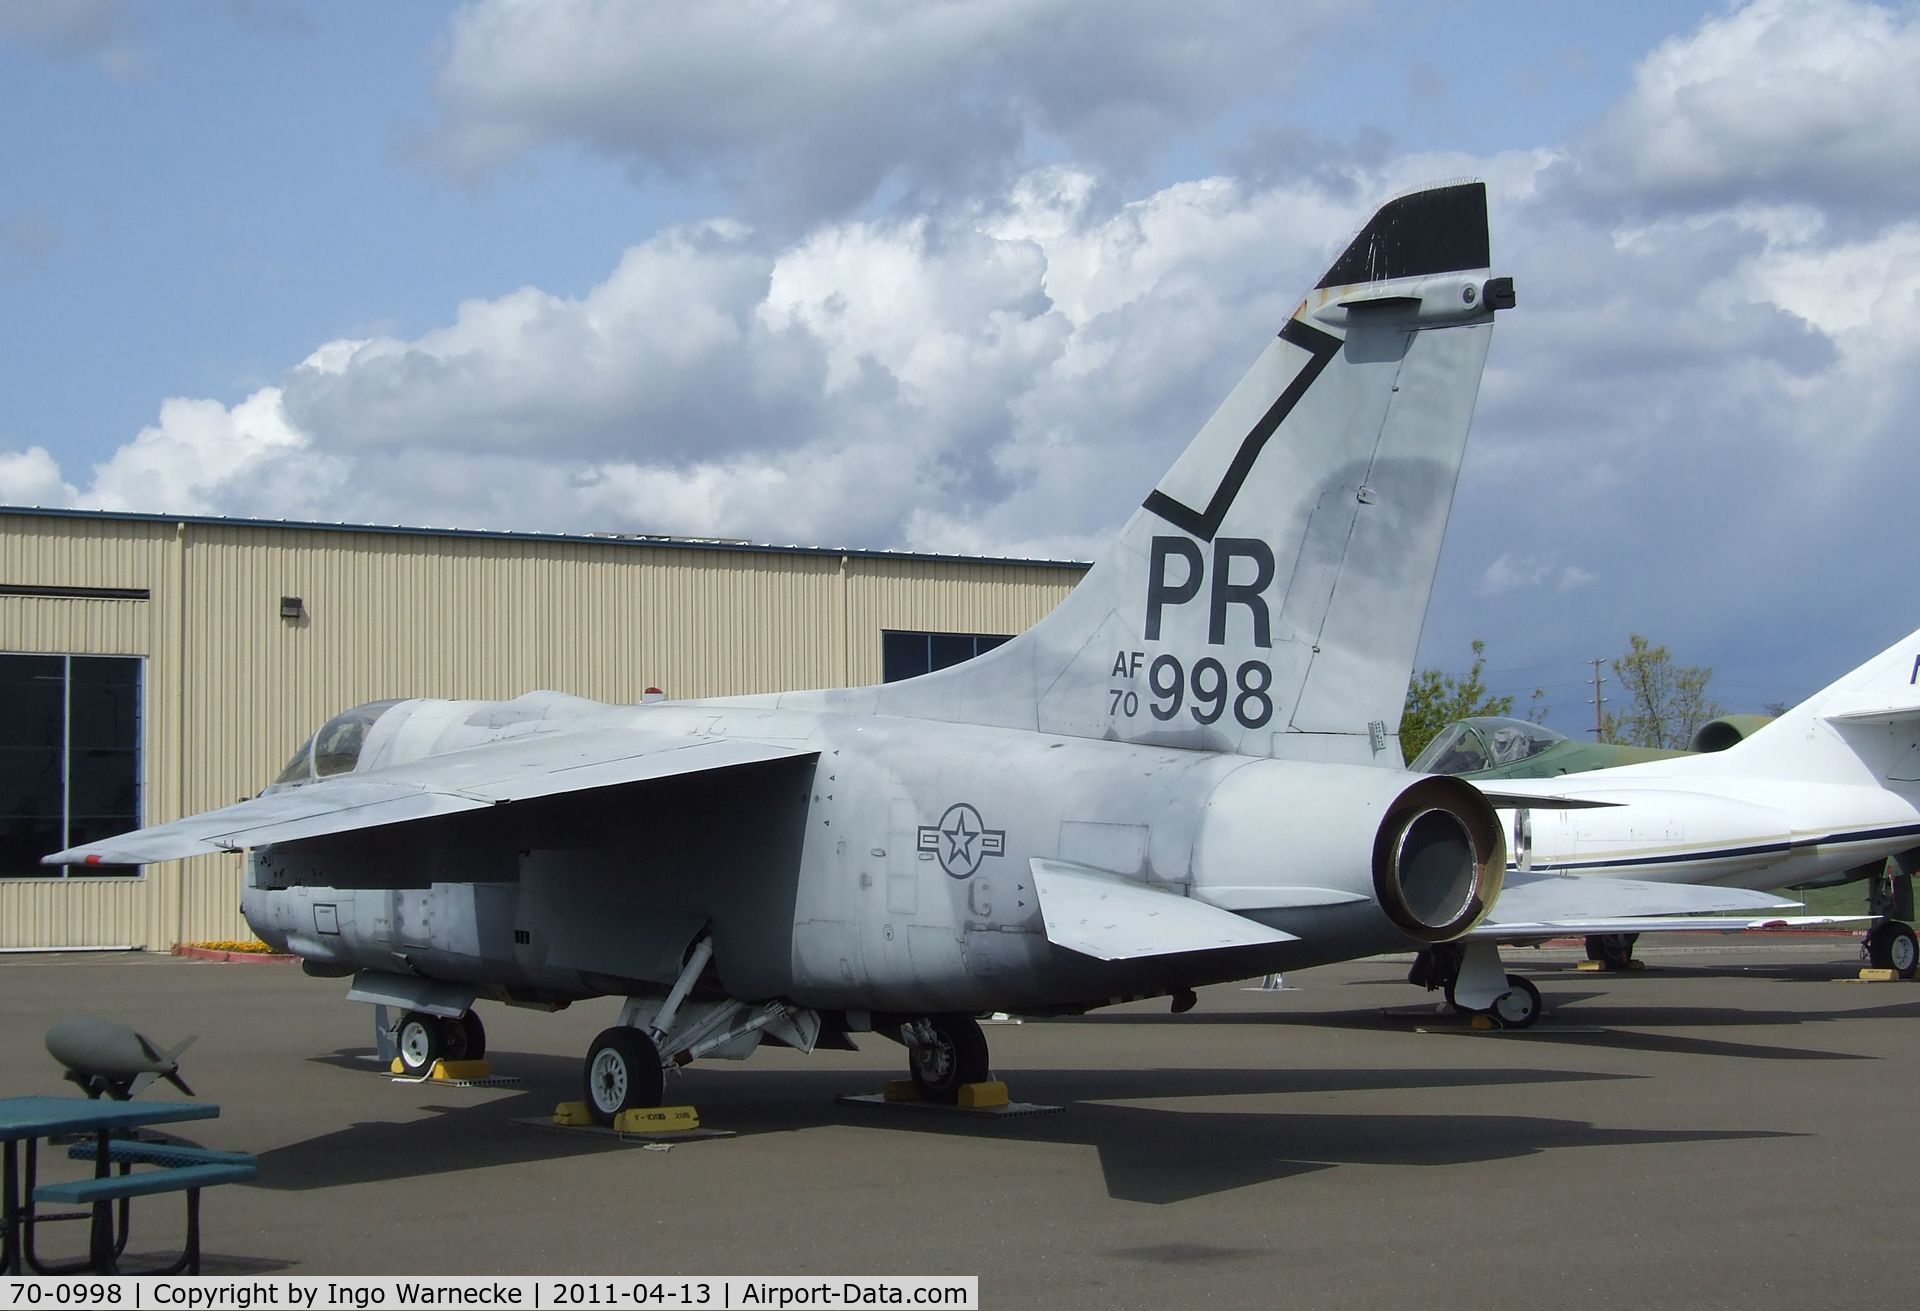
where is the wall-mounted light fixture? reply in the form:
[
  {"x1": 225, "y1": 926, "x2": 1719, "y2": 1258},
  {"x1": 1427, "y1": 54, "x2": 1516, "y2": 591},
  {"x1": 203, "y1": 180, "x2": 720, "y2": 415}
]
[{"x1": 279, "y1": 596, "x2": 305, "y2": 621}]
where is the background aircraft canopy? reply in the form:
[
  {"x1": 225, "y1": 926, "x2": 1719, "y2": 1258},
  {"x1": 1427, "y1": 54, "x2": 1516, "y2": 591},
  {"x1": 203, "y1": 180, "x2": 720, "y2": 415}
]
[{"x1": 1412, "y1": 716, "x2": 1565, "y2": 775}]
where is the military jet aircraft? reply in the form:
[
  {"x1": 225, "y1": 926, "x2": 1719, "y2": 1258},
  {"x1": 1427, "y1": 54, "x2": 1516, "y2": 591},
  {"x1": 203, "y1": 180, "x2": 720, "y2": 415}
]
[
  {"x1": 1401, "y1": 630, "x2": 1920, "y2": 1016},
  {"x1": 1410, "y1": 713, "x2": 1772, "y2": 781},
  {"x1": 52, "y1": 182, "x2": 1604, "y2": 1117}
]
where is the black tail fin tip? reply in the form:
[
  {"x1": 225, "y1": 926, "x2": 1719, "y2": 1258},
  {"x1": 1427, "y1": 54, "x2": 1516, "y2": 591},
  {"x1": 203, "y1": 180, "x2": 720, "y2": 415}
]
[{"x1": 1317, "y1": 181, "x2": 1490, "y2": 289}]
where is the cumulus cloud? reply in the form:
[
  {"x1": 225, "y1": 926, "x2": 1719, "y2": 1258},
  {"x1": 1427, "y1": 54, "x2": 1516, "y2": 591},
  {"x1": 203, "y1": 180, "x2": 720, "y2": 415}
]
[
  {"x1": 423, "y1": 0, "x2": 1350, "y2": 226},
  {"x1": 0, "y1": 446, "x2": 77, "y2": 506},
  {"x1": 12, "y1": 0, "x2": 1920, "y2": 720},
  {"x1": 80, "y1": 387, "x2": 350, "y2": 520},
  {"x1": 1578, "y1": 0, "x2": 1920, "y2": 224}
]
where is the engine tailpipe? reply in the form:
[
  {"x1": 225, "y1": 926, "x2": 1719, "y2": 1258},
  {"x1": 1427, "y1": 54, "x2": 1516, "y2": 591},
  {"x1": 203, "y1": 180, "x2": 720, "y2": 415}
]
[{"x1": 1372, "y1": 776, "x2": 1505, "y2": 942}]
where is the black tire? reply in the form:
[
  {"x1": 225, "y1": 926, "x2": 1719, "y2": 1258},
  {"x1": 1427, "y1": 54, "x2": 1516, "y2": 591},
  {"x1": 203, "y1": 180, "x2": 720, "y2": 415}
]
[
  {"x1": 908, "y1": 1014, "x2": 990, "y2": 1103},
  {"x1": 584, "y1": 1027, "x2": 665, "y2": 1125},
  {"x1": 439, "y1": 1009, "x2": 487, "y2": 1062},
  {"x1": 396, "y1": 1010, "x2": 441, "y2": 1077},
  {"x1": 1491, "y1": 975, "x2": 1542, "y2": 1029},
  {"x1": 1589, "y1": 933, "x2": 1638, "y2": 970}
]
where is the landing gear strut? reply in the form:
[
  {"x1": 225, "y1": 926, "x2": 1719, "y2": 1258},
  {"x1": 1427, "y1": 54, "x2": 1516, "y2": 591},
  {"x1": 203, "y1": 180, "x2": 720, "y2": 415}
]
[
  {"x1": 1413, "y1": 941, "x2": 1542, "y2": 1029},
  {"x1": 1862, "y1": 857, "x2": 1918, "y2": 979}
]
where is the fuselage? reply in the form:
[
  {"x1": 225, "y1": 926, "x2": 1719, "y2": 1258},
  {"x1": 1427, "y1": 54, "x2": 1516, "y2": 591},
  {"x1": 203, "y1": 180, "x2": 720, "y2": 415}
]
[
  {"x1": 1494, "y1": 771, "x2": 1920, "y2": 891},
  {"x1": 243, "y1": 694, "x2": 1490, "y2": 1016}
]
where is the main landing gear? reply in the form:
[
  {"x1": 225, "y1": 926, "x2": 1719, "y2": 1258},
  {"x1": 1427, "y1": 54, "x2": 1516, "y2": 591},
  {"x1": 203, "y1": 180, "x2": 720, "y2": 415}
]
[
  {"x1": 584, "y1": 1027, "x2": 666, "y2": 1122},
  {"x1": 576, "y1": 933, "x2": 826, "y2": 1126},
  {"x1": 393, "y1": 1008, "x2": 487, "y2": 1077},
  {"x1": 899, "y1": 1014, "x2": 991, "y2": 1102},
  {"x1": 1861, "y1": 921, "x2": 1919, "y2": 978},
  {"x1": 1861, "y1": 857, "x2": 1918, "y2": 978},
  {"x1": 1410, "y1": 941, "x2": 1541, "y2": 1029},
  {"x1": 1584, "y1": 932, "x2": 1640, "y2": 971}
]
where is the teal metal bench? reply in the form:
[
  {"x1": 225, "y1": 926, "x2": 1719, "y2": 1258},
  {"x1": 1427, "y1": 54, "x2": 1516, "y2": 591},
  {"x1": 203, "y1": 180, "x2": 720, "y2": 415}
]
[
  {"x1": 68, "y1": 1141, "x2": 255, "y2": 1169},
  {"x1": 32, "y1": 1152, "x2": 256, "y2": 1274}
]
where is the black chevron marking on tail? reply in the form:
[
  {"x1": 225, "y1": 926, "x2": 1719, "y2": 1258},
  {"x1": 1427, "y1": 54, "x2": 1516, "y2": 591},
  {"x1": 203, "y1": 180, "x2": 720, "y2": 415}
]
[{"x1": 1141, "y1": 318, "x2": 1341, "y2": 542}]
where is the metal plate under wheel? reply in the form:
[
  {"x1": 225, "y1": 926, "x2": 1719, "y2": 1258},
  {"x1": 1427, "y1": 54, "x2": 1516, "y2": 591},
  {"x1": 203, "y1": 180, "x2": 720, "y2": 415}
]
[{"x1": 835, "y1": 1093, "x2": 1064, "y2": 1117}]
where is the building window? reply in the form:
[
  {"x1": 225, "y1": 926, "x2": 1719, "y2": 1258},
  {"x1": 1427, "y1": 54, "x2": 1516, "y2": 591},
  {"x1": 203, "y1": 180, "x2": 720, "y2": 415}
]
[
  {"x1": 0, "y1": 653, "x2": 143, "y2": 878},
  {"x1": 881, "y1": 630, "x2": 1012, "y2": 683}
]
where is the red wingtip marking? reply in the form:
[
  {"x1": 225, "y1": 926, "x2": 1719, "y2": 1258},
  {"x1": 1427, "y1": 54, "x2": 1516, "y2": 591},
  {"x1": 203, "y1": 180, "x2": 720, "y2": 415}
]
[{"x1": 85, "y1": 855, "x2": 102, "y2": 866}]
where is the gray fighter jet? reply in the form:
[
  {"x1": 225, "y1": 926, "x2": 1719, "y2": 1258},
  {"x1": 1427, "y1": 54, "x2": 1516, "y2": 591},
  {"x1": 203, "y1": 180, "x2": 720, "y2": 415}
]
[{"x1": 50, "y1": 183, "x2": 1534, "y2": 1122}]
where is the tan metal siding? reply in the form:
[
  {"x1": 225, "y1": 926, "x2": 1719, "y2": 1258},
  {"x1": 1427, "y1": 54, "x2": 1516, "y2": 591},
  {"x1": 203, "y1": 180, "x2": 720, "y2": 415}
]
[{"x1": 2, "y1": 511, "x2": 1082, "y2": 949}]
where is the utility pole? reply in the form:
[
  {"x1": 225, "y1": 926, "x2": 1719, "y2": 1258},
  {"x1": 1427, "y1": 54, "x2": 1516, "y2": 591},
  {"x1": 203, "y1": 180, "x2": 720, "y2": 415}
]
[{"x1": 1588, "y1": 658, "x2": 1608, "y2": 739}]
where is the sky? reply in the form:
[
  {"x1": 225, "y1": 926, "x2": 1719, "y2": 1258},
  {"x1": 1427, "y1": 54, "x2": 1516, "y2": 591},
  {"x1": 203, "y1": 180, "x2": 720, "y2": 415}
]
[{"x1": 4, "y1": 0, "x2": 1919, "y2": 735}]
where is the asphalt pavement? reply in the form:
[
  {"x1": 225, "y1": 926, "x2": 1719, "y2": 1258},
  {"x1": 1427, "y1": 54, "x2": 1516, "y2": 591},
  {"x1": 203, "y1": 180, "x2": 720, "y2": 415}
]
[{"x1": 0, "y1": 939, "x2": 1910, "y2": 1308}]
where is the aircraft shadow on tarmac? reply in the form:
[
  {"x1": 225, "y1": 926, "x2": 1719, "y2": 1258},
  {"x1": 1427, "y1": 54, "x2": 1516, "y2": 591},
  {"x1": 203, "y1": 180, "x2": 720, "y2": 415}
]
[
  {"x1": 251, "y1": 1047, "x2": 1795, "y2": 1206},
  {"x1": 1066, "y1": 991, "x2": 1920, "y2": 1062}
]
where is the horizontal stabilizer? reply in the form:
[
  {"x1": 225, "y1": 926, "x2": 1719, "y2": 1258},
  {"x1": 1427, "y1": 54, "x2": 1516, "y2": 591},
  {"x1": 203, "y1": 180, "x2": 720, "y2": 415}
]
[
  {"x1": 1822, "y1": 705, "x2": 1920, "y2": 725},
  {"x1": 1475, "y1": 790, "x2": 1622, "y2": 810},
  {"x1": 1490, "y1": 873, "x2": 1797, "y2": 925},
  {"x1": 1031, "y1": 858, "x2": 1297, "y2": 961},
  {"x1": 45, "y1": 730, "x2": 816, "y2": 865}
]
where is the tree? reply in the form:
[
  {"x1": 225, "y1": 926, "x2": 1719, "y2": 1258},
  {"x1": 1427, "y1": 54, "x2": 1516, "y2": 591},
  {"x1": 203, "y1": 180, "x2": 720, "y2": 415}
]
[
  {"x1": 1401, "y1": 639, "x2": 1527, "y2": 762},
  {"x1": 1598, "y1": 634, "x2": 1722, "y2": 749}
]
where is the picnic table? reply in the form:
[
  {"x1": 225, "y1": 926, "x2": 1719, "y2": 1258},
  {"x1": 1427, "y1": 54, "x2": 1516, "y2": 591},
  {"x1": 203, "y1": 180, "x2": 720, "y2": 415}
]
[{"x1": 0, "y1": 1095, "x2": 240, "y2": 1275}]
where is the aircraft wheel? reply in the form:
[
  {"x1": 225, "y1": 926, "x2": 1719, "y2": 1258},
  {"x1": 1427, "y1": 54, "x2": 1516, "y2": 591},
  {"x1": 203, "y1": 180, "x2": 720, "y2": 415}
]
[
  {"x1": 1587, "y1": 933, "x2": 1637, "y2": 970},
  {"x1": 438, "y1": 1009, "x2": 487, "y2": 1062},
  {"x1": 584, "y1": 1027, "x2": 664, "y2": 1125},
  {"x1": 1490, "y1": 975, "x2": 1542, "y2": 1029},
  {"x1": 395, "y1": 1011, "x2": 441, "y2": 1077},
  {"x1": 907, "y1": 1014, "x2": 990, "y2": 1103},
  {"x1": 1866, "y1": 922, "x2": 1919, "y2": 978}
]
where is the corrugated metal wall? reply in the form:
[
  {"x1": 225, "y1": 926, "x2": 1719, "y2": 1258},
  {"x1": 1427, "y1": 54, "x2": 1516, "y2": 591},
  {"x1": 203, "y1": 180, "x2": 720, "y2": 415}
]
[{"x1": 1, "y1": 511, "x2": 1082, "y2": 949}]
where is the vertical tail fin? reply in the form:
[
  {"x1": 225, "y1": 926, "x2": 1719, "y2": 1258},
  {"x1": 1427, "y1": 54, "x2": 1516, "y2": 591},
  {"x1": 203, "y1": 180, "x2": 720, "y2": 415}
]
[
  {"x1": 850, "y1": 182, "x2": 1511, "y2": 763},
  {"x1": 1676, "y1": 625, "x2": 1920, "y2": 789}
]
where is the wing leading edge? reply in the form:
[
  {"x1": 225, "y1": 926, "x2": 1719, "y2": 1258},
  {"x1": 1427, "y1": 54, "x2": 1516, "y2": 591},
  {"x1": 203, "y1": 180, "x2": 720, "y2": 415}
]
[{"x1": 44, "y1": 729, "x2": 818, "y2": 866}]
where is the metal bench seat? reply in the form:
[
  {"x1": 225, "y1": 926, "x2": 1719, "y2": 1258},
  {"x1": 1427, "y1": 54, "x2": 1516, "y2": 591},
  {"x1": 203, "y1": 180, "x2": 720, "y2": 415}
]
[{"x1": 31, "y1": 1159, "x2": 256, "y2": 1274}]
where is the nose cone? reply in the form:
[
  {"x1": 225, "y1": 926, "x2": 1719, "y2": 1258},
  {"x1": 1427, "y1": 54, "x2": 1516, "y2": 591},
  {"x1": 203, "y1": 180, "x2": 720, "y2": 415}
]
[{"x1": 46, "y1": 1016, "x2": 158, "y2": 1077}]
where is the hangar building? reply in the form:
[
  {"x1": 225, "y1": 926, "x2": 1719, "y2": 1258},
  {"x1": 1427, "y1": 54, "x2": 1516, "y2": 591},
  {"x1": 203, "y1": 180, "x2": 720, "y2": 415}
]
[{"x1": 1, "y1": 507, "x2": 1085, "y2": 951}]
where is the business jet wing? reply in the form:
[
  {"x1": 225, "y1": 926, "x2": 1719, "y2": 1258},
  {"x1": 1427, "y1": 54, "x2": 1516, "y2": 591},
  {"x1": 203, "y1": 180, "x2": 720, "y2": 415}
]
[
  {"x1": 1463, "y1": 871, "x2": 1837, "y2": 939},
  {"x1": 1463, "y1": 913, "x2": 1872, "y2": 938},
  {"x1": 1459, "y1": 875, "x2": 1804, "y2": 936},
  {"x1": 47, "y1": 727, "x2": 816, "y2": 865}
]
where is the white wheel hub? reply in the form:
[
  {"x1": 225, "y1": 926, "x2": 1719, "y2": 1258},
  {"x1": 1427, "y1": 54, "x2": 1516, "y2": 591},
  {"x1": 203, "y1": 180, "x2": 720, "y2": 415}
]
[
  {"x1": 590, "y1": 1049, "x2": 629, "y2": 1113},
  {"x1": 399, "y1": 1021, "x2": 433, "y2": 1069},
  {"x1": 1892, "y1": 932, "x2": 1918, "y2": 974}
]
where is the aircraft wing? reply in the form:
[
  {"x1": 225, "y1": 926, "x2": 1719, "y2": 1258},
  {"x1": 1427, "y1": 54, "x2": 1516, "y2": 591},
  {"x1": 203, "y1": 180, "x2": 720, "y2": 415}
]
[
  {"x1": 1463, "y1": 871, "x2": 1839, "y2": 940},
  {"x1": 44, "y1": 729, "x2": 818, "y2": 866},
  {"x1": 1031, "y1": 858, "x2": 1299, "y2": 961},
  {"x1": 1462, "y1": 913, "x2": 1872, "y2": 939}
]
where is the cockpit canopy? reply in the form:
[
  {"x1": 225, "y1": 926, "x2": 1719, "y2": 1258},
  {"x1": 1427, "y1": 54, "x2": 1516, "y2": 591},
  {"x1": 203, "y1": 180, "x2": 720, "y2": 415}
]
[
  {"x1": 1411, "y1": 716, "x2": 1565, "y2": 776},
  {"x1": 273, "y1": 700, "x2": 401, "y2": 786}
]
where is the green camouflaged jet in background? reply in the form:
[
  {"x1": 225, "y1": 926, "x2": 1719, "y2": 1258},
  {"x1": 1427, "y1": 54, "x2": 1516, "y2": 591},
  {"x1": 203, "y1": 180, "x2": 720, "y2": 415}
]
[{"x1": 1409, "y1": 714, "x2": 1774, "y2": 780}]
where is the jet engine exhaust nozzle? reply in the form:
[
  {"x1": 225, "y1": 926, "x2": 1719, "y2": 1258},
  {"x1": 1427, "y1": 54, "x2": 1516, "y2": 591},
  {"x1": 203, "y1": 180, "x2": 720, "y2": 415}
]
[{"x1": 1372, "y1": 778, "x2": 1505, "y2": 942}]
